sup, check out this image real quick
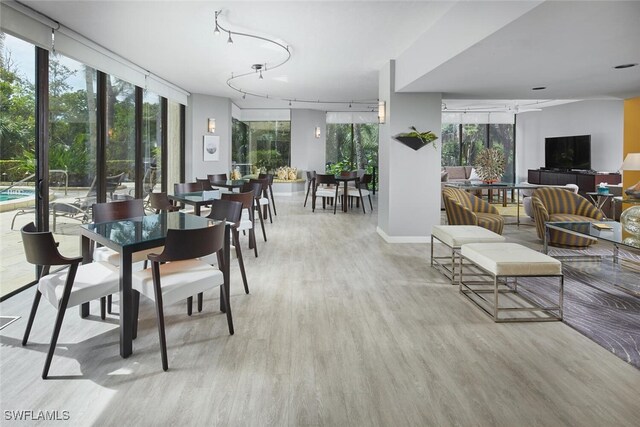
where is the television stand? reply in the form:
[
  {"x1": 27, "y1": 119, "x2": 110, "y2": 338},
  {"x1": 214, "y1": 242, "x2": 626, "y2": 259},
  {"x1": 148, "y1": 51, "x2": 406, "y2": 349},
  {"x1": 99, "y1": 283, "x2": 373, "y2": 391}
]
[{"x1": 528, "y1": 169, "x2": 620, "y2": 194}]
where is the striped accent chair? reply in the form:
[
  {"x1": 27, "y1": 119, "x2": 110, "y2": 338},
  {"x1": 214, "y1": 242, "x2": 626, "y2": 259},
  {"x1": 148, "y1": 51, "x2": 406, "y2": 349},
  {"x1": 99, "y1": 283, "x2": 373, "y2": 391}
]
[
  {"x1": 442, "y1": 187, "x2": 504, "y2": 235},
  {"x1": 531, "y1": 187, "x2": 604, "y2": 248}
]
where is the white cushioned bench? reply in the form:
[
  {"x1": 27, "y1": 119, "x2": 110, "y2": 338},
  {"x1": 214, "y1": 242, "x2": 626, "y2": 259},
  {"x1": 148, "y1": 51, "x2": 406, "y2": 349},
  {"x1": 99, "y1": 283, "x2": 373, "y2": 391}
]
[
  {"x1": 431, "y1": 225, "x2": 505, "y2": 284},
  {"x1": 460, "y1": 242, "x2": 563, "y2": 322}
]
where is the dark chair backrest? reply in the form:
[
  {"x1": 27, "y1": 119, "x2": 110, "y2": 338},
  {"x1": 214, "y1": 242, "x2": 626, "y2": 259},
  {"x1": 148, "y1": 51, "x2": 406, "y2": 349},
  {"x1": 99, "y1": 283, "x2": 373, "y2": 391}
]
[
  {"x1": 306, "y1": 170, "x2": 316, "y2": 180},
  {"x1": 315, "y1": 174, "x2": 337, "y2": 186},
  {"x1": 92, "y1": 199, "x2": 145, "y2": 223},
  {"x1": 359, "y1": 173, "x2": 372, "y2": 187},
  {"x1": 249, "y1": 178, "x2": 269, "y2": 198},
  {"x1": 149, "y1": 192, "x2": 179, "y2": 213},
  {"x1": 208, "y1": 173, "x2": 228, "y2": 183},
  {"x1": 196, "y1": 178, "x2": 214, "y2": 191},
  {"x1": 258, "y1": 173, "x2": 274, "y2": 185},
  {"x1": 174, "y1": 182, "x2": 202, "y2": 195},
  {"x1": 340, "y1": 171, "x2": 357, "y2": 178},
  {"x1": 207, "y1": 199, "x2": 243, "y2": 227},
  {"x1": 21, "y1": 222, "x2": 78, "y2": 267},
  {"x1": 242, "y1": 182, "x2": 262, "y2": 199},
  {"x1": 106, "y1": 172, "x2": 126, "y2": 198},
  {"x1": 221, "y1": 191, "x2": 255, "y2": 212},
  {"x1": 150, "y1": 222, "x2": 224, "y2": 263}
]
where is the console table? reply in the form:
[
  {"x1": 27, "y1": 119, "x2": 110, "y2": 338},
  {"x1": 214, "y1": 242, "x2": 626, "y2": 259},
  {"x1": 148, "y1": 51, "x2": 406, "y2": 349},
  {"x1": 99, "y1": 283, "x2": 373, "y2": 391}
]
[{"x1": 528, "y1": 169, "x2": 621, "y2": 194}]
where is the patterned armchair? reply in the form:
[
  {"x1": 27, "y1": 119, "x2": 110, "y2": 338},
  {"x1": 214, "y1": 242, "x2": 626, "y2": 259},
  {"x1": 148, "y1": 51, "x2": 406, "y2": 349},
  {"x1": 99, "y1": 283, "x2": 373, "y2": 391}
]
[
  {"x1": 442, "y1": 187, "x2": 504, "y2": 235},
  {"x1": 531, "y1": 187, "x2": 604, "y2": 248}
]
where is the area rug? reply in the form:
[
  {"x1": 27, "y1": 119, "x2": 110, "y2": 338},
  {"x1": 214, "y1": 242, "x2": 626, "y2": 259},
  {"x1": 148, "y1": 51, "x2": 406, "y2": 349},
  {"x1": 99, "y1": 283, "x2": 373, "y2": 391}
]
[{"x1": 523, "y1": 248, "x2": 640, "y2": 369}]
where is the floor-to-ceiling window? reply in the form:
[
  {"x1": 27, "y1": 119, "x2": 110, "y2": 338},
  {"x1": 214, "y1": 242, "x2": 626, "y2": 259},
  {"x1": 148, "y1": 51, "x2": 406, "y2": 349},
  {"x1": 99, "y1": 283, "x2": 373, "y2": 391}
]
[
  {"x1": 0, "y1": 25, "x2": 184, "y2": 300},
  {"x1": 166, "y1": 100, "x2": 181, "y2": 189},
  {"x1": 325, "y1": 112, "x2": 379, "y2": 189},
  {"x1": 142, "y1": 91, "x2": 161, "y2": 191},
  {"x1": 48, "y1": 52, "x2": 97, "y2": 245},
  {"x1": 0, "y1": 32, "x2": 36, "y2": 297},
  {"x1": 231, "y1": 119, "x2": 291, "y2": 175},
  {"x1": 441, "y1": 113, "x2": 515, "y2": 183},
  {"x1": 106, "y1": 76, "x2": 135, "y2": 198}
]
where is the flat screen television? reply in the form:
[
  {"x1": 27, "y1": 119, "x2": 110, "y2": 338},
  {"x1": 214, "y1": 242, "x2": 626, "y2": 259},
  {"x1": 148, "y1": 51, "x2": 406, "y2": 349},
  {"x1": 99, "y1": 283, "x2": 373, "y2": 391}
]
[{"x1": 545, "y1": 135, "x2": 591, "y2": 170}]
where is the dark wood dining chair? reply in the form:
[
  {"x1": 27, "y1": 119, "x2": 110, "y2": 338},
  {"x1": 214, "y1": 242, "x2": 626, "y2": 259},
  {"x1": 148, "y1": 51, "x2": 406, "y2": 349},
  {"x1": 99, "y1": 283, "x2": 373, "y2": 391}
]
[
  {"x1": 20, "y1": 222, "x2": 119, "y2": 379},
  {"x1": 208, "y1": 173, "x2": 228, "y2": 183},
  {"x1": 196, "y1": 178, "x2": 214, "y2": 191},
  {"x1": 131, "y1": 223, "x2": 233, "y2": 371},
  {"x1": 204, "y1": 199, "x2": 249, "y2": 299},
  {"x1": 221, "y1": 191, "x2": 259, "y2": 258},
  {"x1": 92, "y1": 199, "x2": 149, "y2": 313},
  {"x1": 174, "y1": 182, "x2": 202, "y2": 194},
  {"x1": 258, "y1": 173, "x2": 277, "y2": 216},
  {"x1": 250, "y1": 177, "x2": 273, "y2": 223},
  {"x1": 313, "y1": 174, "x2": 341, "y2": 213},
  {"x1": 304, "y1": 170, "x2": 316, "y2": 207},
  {"x1": 149, "y1": 192, "x2": 180, "y2": 213},
  {"x1": 348, "y1": 173, "x2": 373, "y2": 213},
  {"x1": 243, "y1": 181, "x2": 268, "y2": 243}
]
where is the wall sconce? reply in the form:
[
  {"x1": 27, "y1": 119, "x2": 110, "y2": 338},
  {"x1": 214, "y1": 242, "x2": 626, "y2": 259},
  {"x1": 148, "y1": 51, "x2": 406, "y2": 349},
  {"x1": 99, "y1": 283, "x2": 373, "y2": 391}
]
[
  {"x1": 378, "y1": 100, "x2": 386, "y2": 124},
  {"x1": 208, "y1": 118, "x2": 216, "y2": 133},
  {"x1": 315, "y1": 126, "x2": 321, "y2": 138}
]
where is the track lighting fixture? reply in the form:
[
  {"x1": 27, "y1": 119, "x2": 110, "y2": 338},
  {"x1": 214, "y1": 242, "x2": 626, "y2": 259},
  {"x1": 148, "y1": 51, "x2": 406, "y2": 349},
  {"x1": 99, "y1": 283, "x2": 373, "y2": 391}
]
[{"x1": 214, "y1": 10, "x2": 377, "y2": 111}]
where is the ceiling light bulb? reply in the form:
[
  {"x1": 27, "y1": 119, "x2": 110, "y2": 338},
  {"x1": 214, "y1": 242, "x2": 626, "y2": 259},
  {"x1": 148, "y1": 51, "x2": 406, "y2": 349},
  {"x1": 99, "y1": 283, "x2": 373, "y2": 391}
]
[
  {"x1": 214, "y1": 24, "x2": 220, "y2": 35},
  {"x1": 349, "y1": 102, "x2": 352, "y2": 108},
  {"x1": 242, "y1": 93, "x2": 246, "y2": 99},
  {"x1": 227, "y1": 31, "x2": 233, "y2": 44},
  {"x1": 259, "y1": 70, "x2": 263, "y2": 79},
  {"x1": 289, "y1": 100, "x2": 292, "y2": 106}
]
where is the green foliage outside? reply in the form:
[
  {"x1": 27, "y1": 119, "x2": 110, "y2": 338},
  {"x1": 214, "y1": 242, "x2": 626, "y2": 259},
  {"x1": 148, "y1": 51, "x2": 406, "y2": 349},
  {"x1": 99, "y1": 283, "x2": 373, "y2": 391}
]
[
  {"x1": 232, "y1": 119, "x2": 291, "y2": 173},
  {"x1": 325, "y1": 123, "x2": 379, "y2": 188}
]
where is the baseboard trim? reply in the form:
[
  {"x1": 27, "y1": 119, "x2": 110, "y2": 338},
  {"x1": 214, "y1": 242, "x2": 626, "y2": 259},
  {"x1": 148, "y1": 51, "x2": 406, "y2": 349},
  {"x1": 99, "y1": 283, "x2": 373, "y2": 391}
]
[{"x1": 376, "y1": 227, "x2": 430, "y2": 243}]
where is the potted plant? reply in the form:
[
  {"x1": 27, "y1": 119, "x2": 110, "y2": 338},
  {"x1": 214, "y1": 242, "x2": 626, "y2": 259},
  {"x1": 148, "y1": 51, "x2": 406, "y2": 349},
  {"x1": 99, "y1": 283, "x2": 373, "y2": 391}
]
[
  {"x1": 475, "y1": 147, "x2": 505, "y2": 183},
  {"x1": 393, "y1": 126, "x2": 438, "y2": 151}
]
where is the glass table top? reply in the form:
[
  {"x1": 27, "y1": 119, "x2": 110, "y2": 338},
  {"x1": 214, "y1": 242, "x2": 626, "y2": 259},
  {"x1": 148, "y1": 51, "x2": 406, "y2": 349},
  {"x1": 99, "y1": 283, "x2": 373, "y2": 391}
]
[
  {"x1": 83, "y1": 211, "x2": 217, "y2": 248},
  {"x1": 546, "y1": 221, "x2": 640, "y2": 250},
  {"x1": 171, "y1": 190, "x2": 222, "y2": 203}
]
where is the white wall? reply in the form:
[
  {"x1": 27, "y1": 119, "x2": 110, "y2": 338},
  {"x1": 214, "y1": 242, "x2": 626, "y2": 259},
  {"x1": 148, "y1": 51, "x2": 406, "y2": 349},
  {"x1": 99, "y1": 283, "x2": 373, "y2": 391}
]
[
  {"x1": 378, "y1": 60, "x2": 442, "y2": 242},
  {"x1": 516, "y1": 100, "x2": 624, "y2": 181},
  {"x1": 290, "y1": 109, "x2": 326, "y2": 173},
  {"x1": 185, "y1": 93, "x2": 232, "y2": 187}
]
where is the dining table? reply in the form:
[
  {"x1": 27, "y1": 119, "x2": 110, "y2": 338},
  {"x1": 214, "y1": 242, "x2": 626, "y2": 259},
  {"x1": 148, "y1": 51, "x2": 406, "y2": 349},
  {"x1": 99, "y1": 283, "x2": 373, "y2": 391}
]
[
  {"x1": 169, "y1": 190, "x2": 223, "y2": 215},
  {"x1": 210, "y1": 179, "x2": 246, "y2": 191},
  {"x1": 334, "y1": 175, "x2": 358, "y2": 212},
  {"x1": 79, "y1": 211, "x2": 230, "y2": 358}
]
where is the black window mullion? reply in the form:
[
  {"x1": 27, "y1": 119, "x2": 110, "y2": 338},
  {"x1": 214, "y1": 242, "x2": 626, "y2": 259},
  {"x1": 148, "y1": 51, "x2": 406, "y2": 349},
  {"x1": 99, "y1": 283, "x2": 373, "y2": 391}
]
[
  {"x1": 35, "y1": 47, "x2": 49, "y2": 232},
  {"x1": 458, "y1": 123, "x2": 463, "y2": 165},
  {"x1": 134, "y1": 87, "x2": 143, "y2": 199},
  {"x1": 180, "y1": 104, "x2": 186, "y2": 183},
  {"x1": 96, "y1": 71, "x2": 107, "y2": 203},
  {"x1": 161, "y1": 97, "x2": 168, "y2": 193}
]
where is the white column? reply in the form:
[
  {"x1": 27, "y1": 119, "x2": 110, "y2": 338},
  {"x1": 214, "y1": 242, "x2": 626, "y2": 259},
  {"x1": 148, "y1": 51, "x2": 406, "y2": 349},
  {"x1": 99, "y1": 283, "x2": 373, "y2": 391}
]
[
  {"x1": 377, "y1": 60, "x2": 442, "y2": 242},
  {"x1": 290, "y1": 109, "x2": 326, "y2": 173}
]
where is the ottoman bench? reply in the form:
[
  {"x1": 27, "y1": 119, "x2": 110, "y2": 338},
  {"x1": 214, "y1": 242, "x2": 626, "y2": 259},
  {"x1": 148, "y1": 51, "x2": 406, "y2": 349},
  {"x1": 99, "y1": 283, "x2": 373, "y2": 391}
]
[
  {"x1": 460, "y1": 243, "x2": 563, "y2": 322},
  {"x1": 431, "y1": 225, "x2": 506, "y2": 284}
]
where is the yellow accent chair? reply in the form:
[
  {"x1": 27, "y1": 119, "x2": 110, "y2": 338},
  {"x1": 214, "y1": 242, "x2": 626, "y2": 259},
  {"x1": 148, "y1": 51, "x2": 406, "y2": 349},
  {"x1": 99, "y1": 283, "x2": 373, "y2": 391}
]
[
  {"x1": 531, "y1": 187, "x2": 604, "y2": 248},
  {"x1": 442, "y1": 187, "x2": 504, "y2": 235}
]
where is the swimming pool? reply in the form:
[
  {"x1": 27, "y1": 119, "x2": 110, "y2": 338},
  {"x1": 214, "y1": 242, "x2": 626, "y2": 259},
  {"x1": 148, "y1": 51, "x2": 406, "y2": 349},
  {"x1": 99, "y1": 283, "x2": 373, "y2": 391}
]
[
  {"x1": 0, "y1": 189, "x2": 37, "y2": 212},
  {"x1": 0, "y1": 189, "x2": 35, "y2": 202}
]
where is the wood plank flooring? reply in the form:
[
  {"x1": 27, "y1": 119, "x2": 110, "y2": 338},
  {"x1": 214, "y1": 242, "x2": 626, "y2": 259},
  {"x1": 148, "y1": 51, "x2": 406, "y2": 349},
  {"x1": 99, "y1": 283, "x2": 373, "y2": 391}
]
[{"x1": 1, "y1": 194, "x2": 639, "y2": 426}]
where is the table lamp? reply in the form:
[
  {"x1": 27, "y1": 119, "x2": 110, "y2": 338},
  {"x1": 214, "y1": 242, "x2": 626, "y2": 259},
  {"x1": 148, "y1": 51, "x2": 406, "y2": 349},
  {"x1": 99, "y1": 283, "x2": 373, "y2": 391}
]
[
  {"x1": 621, "y1": 152, "x2": 640, "y2": 198},
  {"x1": 620, "y1": 152, "x2": 640, "y2": 238}
]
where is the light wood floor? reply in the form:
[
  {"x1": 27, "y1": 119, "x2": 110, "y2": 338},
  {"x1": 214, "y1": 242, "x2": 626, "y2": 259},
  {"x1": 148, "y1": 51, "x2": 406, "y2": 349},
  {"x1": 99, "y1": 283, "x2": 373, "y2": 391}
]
[{"x1": 1, "y1": 194, "x2": 639, "y2": 426}]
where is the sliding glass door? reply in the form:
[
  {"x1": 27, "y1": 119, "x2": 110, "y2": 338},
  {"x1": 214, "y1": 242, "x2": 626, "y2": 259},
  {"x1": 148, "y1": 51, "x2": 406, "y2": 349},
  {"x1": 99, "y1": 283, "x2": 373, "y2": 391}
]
[{"x1": 0, "y1": 32, "x2": 37, "y2": 297}]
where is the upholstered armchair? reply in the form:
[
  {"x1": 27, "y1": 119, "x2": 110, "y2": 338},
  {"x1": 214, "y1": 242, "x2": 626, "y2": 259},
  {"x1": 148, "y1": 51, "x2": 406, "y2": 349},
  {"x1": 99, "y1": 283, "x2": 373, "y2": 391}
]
[
  {"x1": 442, "y1": 187, "x2": 505, "y2": 235},
  {"x1": 531, "y1": 187, "x2": 604, "y2": 248}
]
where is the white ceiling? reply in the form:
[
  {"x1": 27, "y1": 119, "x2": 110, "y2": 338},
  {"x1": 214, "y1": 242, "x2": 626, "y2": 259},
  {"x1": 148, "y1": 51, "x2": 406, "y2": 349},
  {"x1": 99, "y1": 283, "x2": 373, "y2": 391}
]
[{"x1": 20, "y1": 0, "x2": 640, "y2": 111}]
